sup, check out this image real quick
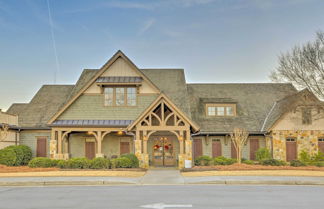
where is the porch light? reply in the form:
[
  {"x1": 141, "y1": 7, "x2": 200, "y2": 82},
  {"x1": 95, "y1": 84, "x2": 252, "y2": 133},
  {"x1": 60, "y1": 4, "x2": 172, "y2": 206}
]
[
  {"x1": 117, "y1": 131, "x2": 124, "y2": 135},
  {"x1": 86, "y1": 131, "x2": 92, "y2": 135}
]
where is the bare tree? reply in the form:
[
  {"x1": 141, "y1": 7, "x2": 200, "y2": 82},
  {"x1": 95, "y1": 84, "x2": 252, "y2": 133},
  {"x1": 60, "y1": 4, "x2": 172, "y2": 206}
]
[
  {"x1": 0, "y1": 123, "x2": 9, "y2": 141},
  {"x1": 230, "y1": 128, "x2": 249, "y2": 164},
  {"x1": 271, "y1": 31, "x2": 324, "y2": 100}
]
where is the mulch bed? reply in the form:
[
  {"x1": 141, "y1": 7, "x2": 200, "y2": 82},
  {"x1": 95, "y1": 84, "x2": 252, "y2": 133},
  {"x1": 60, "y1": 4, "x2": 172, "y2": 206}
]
[
  {"x1": 0, "y1": 165, "x2": 146, "y2": 173},
  {"x1": 182, "y1": 163, "x2": 324, "y2": 172},
  {"x1": 0, "y1": 165, "x2": 59, "y2": 173}
]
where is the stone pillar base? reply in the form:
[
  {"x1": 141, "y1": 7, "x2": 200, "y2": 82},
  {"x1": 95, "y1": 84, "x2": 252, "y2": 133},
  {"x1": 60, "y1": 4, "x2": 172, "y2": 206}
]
[
  {"x1": 63, "y1": 153, "x2": 70, "y2": 160},
  {"x1": 54, "y1": 153, "x2": 64, "y2": 159},
  {"x1": 137, "y1": 153, "x2": 149, "y2": 168},
  {"x1": 96, "y1": 153, "x2": 105, "y2": 158},
  {"x1": 178, "y1": 154, "x2": 185, "y2": 169}
]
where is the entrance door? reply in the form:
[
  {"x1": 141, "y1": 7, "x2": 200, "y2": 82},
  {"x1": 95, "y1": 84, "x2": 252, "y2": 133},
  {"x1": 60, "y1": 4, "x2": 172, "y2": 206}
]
[
  {"x1": 212, "y1": 139, "x2": 222, "y2": 157},
  {"x1": 152, "y1": 137, "x2": 176, "y2": 167},
  {"x1": 193, "y1": 139, "x2": 203, "y2": 159},
  {"x1": 85, "y1": 142, "x2": 95, "y2": 159},
  {"x1": 250, "y1": 139, "x2": 259, "y2": 160},
  {"x1": 120, "y1": 142, "x2": 130, "y2": 155},
  {"x1": 319, "y1": 139, "x2": 324, "y2": 153},
  {"x1": 286, "y1": 138, "x2": 297, "y2": 161},
  {"x1": 36, "y1": 137, "x2": 47, "y2": 157}
]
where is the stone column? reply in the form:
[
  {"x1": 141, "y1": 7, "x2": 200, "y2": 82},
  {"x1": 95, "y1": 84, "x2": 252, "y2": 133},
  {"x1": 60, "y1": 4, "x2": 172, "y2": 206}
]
[
  {"x1": 96, "y1": 131, "x2": 104, "y2": 158},
  {"x1": 56, "y1": 130, "x2": 64, "y2": 159},
  {"x1": 49, "y1": 130, "x2": 57, "y2": 159}
]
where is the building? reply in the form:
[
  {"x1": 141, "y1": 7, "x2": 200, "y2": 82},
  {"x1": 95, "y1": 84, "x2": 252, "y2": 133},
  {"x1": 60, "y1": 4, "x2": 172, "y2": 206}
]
[
  {"x1": 0, "y1": 110, "x2": 19, "y2": 149},
  {"x1": 6, "y1": 51, "x2": 324, "y2": 168}
]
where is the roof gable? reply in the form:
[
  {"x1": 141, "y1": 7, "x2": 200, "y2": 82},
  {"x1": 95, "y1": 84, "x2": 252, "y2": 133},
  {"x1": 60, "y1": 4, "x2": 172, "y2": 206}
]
[{"x1": 48, "y1": 50, "x2": 160, "y2": 124}]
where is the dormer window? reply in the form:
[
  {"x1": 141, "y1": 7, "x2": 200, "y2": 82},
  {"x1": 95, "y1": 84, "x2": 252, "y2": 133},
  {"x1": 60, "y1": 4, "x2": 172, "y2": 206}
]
[
  {"x1": 206, "y1": 104, "x2": 236, "y2": 117},
  {"x1": 302, "y1": 107, "x2": 312, "y2": 125},
  {"x1": 104, "y1": 87, "x2": 137, "y2": 106}
]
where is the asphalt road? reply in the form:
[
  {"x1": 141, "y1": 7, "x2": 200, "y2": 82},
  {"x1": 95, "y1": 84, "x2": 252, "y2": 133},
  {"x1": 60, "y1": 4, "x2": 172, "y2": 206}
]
[{"x1": 0, "y1": 185, "x2": 323, "y2": 209}]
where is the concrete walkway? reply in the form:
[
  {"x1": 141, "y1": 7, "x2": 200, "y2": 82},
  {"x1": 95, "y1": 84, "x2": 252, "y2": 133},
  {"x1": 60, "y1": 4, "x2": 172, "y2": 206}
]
[{"x1": 140, "y1": 168, "x2": 184, "y2": 185}]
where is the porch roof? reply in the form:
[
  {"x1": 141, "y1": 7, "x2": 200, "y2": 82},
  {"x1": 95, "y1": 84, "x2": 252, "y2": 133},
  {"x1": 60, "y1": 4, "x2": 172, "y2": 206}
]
[{"x1": 51, "y1": 119, "x2": 133, "y2": 127}]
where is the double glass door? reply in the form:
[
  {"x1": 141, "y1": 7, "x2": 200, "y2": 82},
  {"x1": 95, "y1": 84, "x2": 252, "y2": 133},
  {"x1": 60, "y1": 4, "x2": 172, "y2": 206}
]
[{"x1": 152, "y1": 137, "x2": 176, "y2": 167}]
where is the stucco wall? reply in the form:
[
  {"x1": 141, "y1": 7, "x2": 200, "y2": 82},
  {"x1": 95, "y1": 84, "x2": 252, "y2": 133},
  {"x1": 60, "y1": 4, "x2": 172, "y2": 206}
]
[
  {"x1": 58, "y1": 94, "x2": 157, "y2": 120},
  {"x1": 19, "y1": 131, "x2": 51, "y2": 157},
  {"x1": 272, "y1": 107, "x2": 324, "y2": 131}
]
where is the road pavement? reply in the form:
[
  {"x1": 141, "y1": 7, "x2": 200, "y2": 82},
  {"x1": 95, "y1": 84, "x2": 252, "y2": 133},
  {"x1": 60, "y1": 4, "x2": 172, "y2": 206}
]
[{"x1": 0, "y1": 185, "x2": 323, "y2": 209}]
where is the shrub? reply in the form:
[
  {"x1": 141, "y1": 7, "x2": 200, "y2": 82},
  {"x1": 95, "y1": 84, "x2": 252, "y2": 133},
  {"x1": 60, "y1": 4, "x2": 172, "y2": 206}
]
[
  {"x1": 290, "y1": 159, "x2": 306, "y2": 167},
  {"x1": 57, "y1": 160, "x2": 68, "y2": 169},
  {"x1": 213, "y1": 156, "x2": 237, "y2": 165},
  {"x1": 28, "y1": 157, "x2": 53, "y2": 168},
  {"x1": 255, "y1": 148, "x2": 271, "y2": 161},
  {"x1": 194, "y1": 156, "x2": 213, "y2": 166},
  {"x1": 260, "y1": 159, "x2": 286, "y2": 166},
  {"x1": 242, "y1": 159, "x2": 254, "y2": 165},
  {"x1": 66, "y1": 158, "x2": 90, "y2": 169},
  {"x1": 121, "y1": 153, "x2": 139, "y2": 168},
  {"x1": 5, "y1": 146, "x2": 24, "y2": 166},
  {"x1": 0, "y1": 148, "x2": 17, "y2": 166},
  {"x1": 111, "y1": 157, "x2": 133, "y2": 168},
  {"x1": 314, "y1": 161, "x2": 324, "y2": 167},
  {"x1": 90, "y1": 158, "x2": 110, "y2": 169},
  {"x1": 17, "y1": 145, "x2": 32, "y2": 165},
  {"x1": 299, "y1": 150, "x2": 311, "y2": 164}
]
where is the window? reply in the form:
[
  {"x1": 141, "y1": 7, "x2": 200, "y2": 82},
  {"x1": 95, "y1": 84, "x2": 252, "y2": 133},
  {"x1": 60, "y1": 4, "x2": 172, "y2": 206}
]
[
  {"x1": 206, "y1": 104, "x2": 236, "y2": 116},
  {"x1": 207, "y1": 106, "x2": 216, "y2": 116},
  {"x1": 217, "y1": 107, "x2": 225, "y2": 116},
  {"x1": 286, "y1": 138, "x2": 296, "y2": 142},
  {"x1": 115, "y1": 88, "x2": 125, "y2": 106},
  {"x1": 104, "y1": 87, "x2": 137, "y2": 106},
  {"x1": 226, "y1": 106, "x2": 234, "y2": 116},
  {"x1": 318, "y1": 138, "x2": 324, "y2": 142},
  {"x1": 302, "y1": 107, "x2": 312, "y2": 125},
  {"x1": 127, "y1": 87, "x2": 136, "y2": 106},
  {"x1": 104, "y1": 88, "x2": 114, "y2": 106}
]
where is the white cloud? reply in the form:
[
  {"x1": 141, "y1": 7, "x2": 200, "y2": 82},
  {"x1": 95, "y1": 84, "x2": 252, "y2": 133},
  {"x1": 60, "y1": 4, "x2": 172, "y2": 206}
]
[{"x1": 138, "y1": 18, "x2": 156, "y2": 35}]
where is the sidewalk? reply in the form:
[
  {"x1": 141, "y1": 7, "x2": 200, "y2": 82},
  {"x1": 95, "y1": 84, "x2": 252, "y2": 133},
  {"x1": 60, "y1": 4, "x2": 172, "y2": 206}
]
[{"x1": 1, "y1": 170, "x2": 324, "y2": 186}]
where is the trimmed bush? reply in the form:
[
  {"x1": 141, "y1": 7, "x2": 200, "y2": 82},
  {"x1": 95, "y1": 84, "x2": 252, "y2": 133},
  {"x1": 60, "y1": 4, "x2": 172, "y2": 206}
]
[
  {"x1": 194, "y1": 156, "x2": 213, "y2": 166},
  {"x1": 255, "y1": 148, "x2": 271, "y2": 161},
  {"x1": 57, "y1": 160, "x2": 68, "y2": 169},
  {"x1": 0, "y1": 148, "x2": 17, "y2": 166},
  {"x1": 121, "y1": 153, "x2": 139, "y2": 168},
  {"x1": 314, "y1": 161, "x2": 324, "y2": 167},
  {"x1": 17, "y1": 145, "x2": 32, "y2": 165},
  {"x1": 213, "y1": 156, "x2": 237, "y2": 165},
  {"x1": 242, "y1": 159, "x2": 254, "y2": 165},
  {"x1": 111, "y1": 157, "x2": 133, "y2": 168},
  {"x1": 5, "y1": 146, "x2": 24, "y2": 166},
  {"x1": 28, "y1": 157, "x2": 53, "y2": 168},
  {"x1": 66, "y1": 158, "x2": 90, "y2": 169},
  {"x1": 290, "y1": 159, "x2": 306, "y2": 167},
  {"x1": 260, "y1": 159, "x2": 286, "y2": 166},
  {"x1": 90, "y1": 158, "x2": 110, "y2": 169}
]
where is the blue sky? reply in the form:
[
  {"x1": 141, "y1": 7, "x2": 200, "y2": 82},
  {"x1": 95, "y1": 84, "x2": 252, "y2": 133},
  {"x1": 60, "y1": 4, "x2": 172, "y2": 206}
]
[{"x1": 1, "y1": 0, "x2": 324, "y2": 110}]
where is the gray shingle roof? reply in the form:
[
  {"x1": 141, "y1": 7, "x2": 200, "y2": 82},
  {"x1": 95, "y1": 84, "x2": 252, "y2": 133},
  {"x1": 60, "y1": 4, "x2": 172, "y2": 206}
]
[
  {"x1": 187, "y1": 83, "x2": 297, "y2": 133},
  {"x1": 6, "y1": 103, "x2": 28, "y2": 116},
  {"x1": 12, "y1": 85, "x2": 75, "y2": 128},
  {"x1": 52, "y1": 120, "x2": 133, "y2": 127},
  {"x1": 140, "y1": 69, "x2": 192, "y2": 118},
  {"x1": 96, "y1": 76, "x2": 142, "y2": 83}
]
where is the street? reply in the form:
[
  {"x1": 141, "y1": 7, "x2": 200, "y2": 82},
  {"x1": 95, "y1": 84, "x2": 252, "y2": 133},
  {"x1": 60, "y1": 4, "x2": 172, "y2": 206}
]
[{"x1": 0, "y1": 185, "x2": 323, "y2": 209}]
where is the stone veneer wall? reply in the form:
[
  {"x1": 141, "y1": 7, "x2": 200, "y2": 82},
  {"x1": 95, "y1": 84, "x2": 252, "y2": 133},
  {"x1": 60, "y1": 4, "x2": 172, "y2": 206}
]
[{"x1": 272, "y1": 130, "x2": 324, "y2": 161}]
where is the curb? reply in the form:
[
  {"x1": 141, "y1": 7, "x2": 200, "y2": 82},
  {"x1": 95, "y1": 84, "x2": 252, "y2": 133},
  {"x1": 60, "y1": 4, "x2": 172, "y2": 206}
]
[
  {"x1": 186, "y1": 180, "x2": 324, "y2": 186},
  {"x1": 0, "y1": 181, "x2": 136, "y2": 187}
]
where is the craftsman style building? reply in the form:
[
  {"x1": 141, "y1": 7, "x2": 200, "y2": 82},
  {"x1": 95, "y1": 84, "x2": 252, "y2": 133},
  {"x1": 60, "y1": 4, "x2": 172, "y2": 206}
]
[{"x1": 5, "y1": 51, "x2": 324, "y2": 168}]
